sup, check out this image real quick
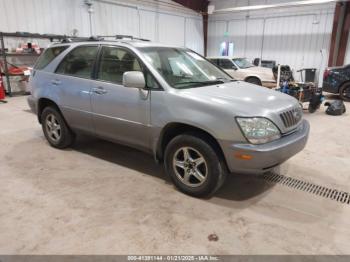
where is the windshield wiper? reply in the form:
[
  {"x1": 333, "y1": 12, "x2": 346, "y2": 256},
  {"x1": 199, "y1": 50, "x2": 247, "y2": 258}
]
[
  {"x1": 217, "y1": 77, "x2": 236, "y2": 82},
  {"x1": 175, "y1": 79, "x2": 226, "y2": 87}
]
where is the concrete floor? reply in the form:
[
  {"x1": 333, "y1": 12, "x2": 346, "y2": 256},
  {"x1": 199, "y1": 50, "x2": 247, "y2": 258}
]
[{"x1": 0, "y1": 96, "x2": 350, "y2": 254}]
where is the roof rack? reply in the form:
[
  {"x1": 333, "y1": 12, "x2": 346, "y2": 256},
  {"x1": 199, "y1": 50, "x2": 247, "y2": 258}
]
[
  {"x1": 56, "y1": 35, "x2": 150, "y2": 44},
  {"x1": 60, "y1": 36, "x2": 104, "y2": 43},
  {"x1": 98, "y1": 35, "x2": 150, "y2": 42}
]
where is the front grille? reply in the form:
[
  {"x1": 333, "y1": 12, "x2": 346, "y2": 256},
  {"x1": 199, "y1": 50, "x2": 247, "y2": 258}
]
[{"x1": 280, "y1": 107, "x2": 302, "y2": 128}]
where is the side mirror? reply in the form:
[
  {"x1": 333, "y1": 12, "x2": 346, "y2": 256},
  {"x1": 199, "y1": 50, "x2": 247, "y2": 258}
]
[{"x1": 123, "y1": 71, "x2": 146, "y2": 89}]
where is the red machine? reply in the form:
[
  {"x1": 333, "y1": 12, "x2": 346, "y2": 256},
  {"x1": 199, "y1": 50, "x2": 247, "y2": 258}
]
[{"x1": 0, "y1": 72, "x2": 6, "y2": 102}]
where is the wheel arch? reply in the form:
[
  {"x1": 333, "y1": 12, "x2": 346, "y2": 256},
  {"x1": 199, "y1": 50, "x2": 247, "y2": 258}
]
[
  {"x1": 339, "y1": 80, "x2": 350, "y2": 101},
  {"x1": 37, "y1": 98, "x2": 62, "y2": 123},
  {"x1": 156, "y1": 122, "x2": 228, "y2": 168},
  {"x1": 339, "y1": 80, "x2": 350, "y2": 91},
  {"x1": 244, "y1": 75, "x2": 262, "y2": 84}
]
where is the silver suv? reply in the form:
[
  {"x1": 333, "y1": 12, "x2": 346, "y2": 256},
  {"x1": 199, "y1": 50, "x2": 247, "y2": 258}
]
[{"x1": 27, "y1": 39, "x2": 309, "y2": 197}]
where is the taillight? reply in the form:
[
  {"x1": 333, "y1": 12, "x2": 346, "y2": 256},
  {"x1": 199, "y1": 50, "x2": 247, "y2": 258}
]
[{"x1": 323, "y1": 69, "x2": 331, "y2": 79}]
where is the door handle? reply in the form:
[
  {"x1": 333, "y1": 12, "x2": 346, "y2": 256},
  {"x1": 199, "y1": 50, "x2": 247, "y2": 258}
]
[
  {"x1": 92, "y1": 87, "x2": 107, "y2": 95},
  {"x1": 51, "y1": 79, "x2": 61, "y2": 86}
]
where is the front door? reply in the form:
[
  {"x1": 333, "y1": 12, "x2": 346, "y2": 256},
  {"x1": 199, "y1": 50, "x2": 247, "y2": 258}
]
[{"x1": 90, "y1": 46, "x2": 151, "y2": 150}]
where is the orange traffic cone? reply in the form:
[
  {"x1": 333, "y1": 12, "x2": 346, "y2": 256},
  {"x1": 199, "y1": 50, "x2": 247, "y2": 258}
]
[{"x1": 0, "y1": 73, "x2": 7, "y2": 103}]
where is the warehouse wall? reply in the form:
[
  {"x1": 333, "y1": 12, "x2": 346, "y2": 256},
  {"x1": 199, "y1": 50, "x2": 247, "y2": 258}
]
[
  {"x1": 208, "y1": 1, "x2": 335, "y2": 83},
  {"x1": 345, "y1": 33, "x2": 350, "y2": 66},
  {"x1": 0, "y1": 0, "x2": 204, "y2": 54}
]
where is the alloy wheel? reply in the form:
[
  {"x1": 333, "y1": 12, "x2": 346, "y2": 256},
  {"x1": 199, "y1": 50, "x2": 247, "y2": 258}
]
[
  {"x1": 172, "y1": 147, "x2": 208, "y2": 187},
  {"x1": 45, "y1": 113, "x2": 61, "y2": 142}
]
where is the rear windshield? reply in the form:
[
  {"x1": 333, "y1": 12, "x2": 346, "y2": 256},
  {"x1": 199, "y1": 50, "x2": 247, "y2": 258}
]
[{"x1": 35, "y1": 46, "x2": 69, "y2": 70}]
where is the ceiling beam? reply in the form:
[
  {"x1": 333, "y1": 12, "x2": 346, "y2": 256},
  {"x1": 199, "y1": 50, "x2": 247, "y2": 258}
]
[
  {"x1": 172, "y1": 0, "x2": 209, "y2": 56},
  {"x1": 329, "y1": 1, "x2": 350, "y2": 66},
  {"x1": 172, "y1": 0, "x2": 209, "y2": 13}
]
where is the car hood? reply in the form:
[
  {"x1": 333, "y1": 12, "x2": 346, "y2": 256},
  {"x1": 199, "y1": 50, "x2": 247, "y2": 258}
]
[{"x1": 178, "y1": 81, "x2": 298, "y2": 116}]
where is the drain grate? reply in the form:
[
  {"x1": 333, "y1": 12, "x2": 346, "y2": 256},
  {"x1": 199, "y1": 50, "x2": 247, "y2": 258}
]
[{"x1": 261, "y1": 172, "x2": 350, "y2": 205}]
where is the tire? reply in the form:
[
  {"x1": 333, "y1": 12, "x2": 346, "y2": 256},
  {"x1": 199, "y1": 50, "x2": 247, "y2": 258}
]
[
  {"x1": 164, "y1": 133, "x2": 227, "y2": 198},
  {"x1": 245, "y1": 77, "x2": 262, "y2": 86},
  {"x1": 339, "y1": 83, "x2": 350, "y2": 102},
  {"x1": 41, "y1": 106, "x2": 75, "y2": 149}
]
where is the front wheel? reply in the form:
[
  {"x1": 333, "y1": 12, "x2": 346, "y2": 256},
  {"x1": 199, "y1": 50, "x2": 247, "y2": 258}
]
[{"x1": 164, "y1": 134, "x2": 227, "y2": 197}]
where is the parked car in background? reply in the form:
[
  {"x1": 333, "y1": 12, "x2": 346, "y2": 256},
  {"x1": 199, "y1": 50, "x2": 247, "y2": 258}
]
[
  {"x1": 323, "y1": 64, "x2": 350, "y2": 101},
  {"x1": 28, "y1": 39, "x2": 309, "y2": 197},
  {"x1": 253, "y1": 58, "x2": 277, "y2": 69},
  {"x1": 207, "y1": 56, "x2": 276, "y2": 88}
]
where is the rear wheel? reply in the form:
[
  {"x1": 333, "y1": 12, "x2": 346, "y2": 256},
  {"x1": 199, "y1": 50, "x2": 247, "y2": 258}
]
[
  {"x1": 245, "y1": 77, "x2": 262, "y2": 86},
  {"x1": 41, "y1": 106, "x2": 75, "y2": 149},
  {"x1": 164, "y1": 134, "x2": 227, "y2": 197},
  {"x1": 339, "y1": 83, "x2": 350, "y2": 102}
]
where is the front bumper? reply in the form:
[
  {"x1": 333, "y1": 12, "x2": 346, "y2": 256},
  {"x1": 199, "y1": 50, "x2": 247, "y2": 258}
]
[{"x1": 220, "y1": 119, "x2": 310, "y2": 174}]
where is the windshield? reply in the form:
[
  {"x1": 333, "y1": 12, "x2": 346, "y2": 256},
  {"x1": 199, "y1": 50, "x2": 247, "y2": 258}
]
[
  {"x1": 139, "y1": 47, "x2": 233, "y2": 89},
  {"x1": 233, "y1": 58, "x2": 254, "y2": 69}
]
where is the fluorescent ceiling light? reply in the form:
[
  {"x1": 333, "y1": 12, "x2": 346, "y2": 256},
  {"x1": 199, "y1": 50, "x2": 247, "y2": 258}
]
[
  {"x1": 214, "y1": 0, "x2": 340, "y2": 13},
  {"x1": 208, "y1": 5, "x2": 215, "y2": 14}
]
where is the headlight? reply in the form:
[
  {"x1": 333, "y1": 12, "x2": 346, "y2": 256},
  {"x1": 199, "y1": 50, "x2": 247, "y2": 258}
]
[{"x1": 236, "y1": 117, "x2": 281, "y2": 144}]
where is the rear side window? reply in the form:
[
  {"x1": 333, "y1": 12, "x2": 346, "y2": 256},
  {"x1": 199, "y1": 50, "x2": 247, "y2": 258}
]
[
  {"x1": 34, "y1": 46, "x2": 69, "y2": 70},
  {"x1": 56, "y1": 45, "x2": 98, "y2": 79}
]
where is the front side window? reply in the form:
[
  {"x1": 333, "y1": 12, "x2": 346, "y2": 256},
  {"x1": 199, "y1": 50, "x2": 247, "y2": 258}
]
[
  {"x1": 97, "y1": 46, "x2": 142, "y2": 84},
  {"x1": 232, "y1": 58, "x2": 254, "y2": 69},
  {"x1": 145, "y1": 71, "x2": 159, "y2": 89},
  {"x1": 56, "y1": 45, "x2": 98, "y2": 79},
  {"x1": 35, "y1": 46, "x2": 69, "y2": 70},
  {"x1": 139, "y1": 47, "x2": 232, "y2": 89}
]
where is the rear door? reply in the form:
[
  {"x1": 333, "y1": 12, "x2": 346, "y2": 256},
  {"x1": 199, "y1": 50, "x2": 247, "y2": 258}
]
[
  {"x1": 90, "y1": 45, "x2": 151, "y2": 150},
  {"x1": 54, "y1": 45, "x2": 99, "y2": 133}
]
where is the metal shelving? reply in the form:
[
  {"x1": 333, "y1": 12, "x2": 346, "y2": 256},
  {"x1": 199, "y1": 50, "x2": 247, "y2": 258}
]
[{"x1": 2, "y1": 53, "x2": 41, "y2": 57}]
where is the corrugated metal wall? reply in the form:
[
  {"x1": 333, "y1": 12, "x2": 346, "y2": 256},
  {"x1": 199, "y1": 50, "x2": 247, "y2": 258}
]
[
  {"x1": 208, "y1": 1, "x2": 335, "y2": 83},
  {"x1": 0, "y1": 0, "x2": 204, "y2": 54}
]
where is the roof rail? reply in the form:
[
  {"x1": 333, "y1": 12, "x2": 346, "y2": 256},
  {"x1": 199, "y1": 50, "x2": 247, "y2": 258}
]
[
  {"x1": 98, "y1": 35, "x2": 150, "y2": 42},
  {"x1": 55, "y1": 35, "x2": 150, "y2": 44},
  {"x1": 60, "y1": 36, "x2": 104, "y2": 43}
]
